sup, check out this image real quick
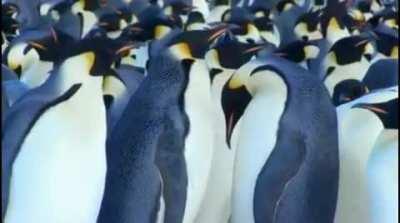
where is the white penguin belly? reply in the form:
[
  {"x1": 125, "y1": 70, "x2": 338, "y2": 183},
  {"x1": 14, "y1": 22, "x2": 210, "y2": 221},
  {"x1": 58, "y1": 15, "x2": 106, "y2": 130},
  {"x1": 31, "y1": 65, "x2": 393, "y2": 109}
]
[
  {"x1": 231, "y1": 84, "x2": 287, "y2": 223},
  {"x1": 334, "y1": 109, "x2": 383, "y2": 223},
  {"x1": 5, "y1": 82, "x2": 107, "y2": 223},
  {"x1": 182, "y1": 60, "x2": 215, "y2": 223},
  {"x1": 367, "y1": 130, "x2": 398, "y2": 223},
  {"x1": 195, "y1": 70, "x2": 238, "y2": 223}
]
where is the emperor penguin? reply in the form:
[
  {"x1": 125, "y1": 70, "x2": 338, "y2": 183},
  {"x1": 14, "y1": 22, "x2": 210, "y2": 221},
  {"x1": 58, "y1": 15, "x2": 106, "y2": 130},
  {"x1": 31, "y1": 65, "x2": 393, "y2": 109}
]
[
  {"x1": 156, "y1": 25, "x2": 230, "y2": 223},
  {"x1": 323, "y1": 35, "x2": 375, "y2": 98},
  {"x1": 97, "y1": 43, "x2": 190, "y2": 223},
  {"x1": 221, "y1": 56, "x2": 339, "y2": 223},
  {"x1": 2, "y1": 36, "x2": 128, "y2": 222},
  {"x1": 335, "y1": 86, "x2": 398, "y2": 223},
  {"x1": 198, "y1": 33, "x2": 267, "y2": 223}
]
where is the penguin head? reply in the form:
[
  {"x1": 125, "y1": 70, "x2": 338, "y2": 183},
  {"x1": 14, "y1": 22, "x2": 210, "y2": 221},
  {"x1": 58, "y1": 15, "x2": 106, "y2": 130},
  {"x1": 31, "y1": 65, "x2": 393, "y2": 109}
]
[
  {"x1": 276, "y1": 0, "x2": 298, "y2": 14},
  {"x1": 222, "y1": 8, "x2": 261, "y2": 44},
  {"x1": 274, "y1": 41, "x2": 320, "y2": 63},
  {"x1": 98, "y1": 12, "x2": 130, "y2": 33},
  {"x1": 5, "y1": 42, "x2": 39, "y2": 77},
  {"x1": 2, "y1": 2, "x2": 19, "y2": 19},
  {"x1": 166, "y1": 24, "x2": 231, "y2": 60},
  {"x1": 373, "y1": 31, "x2": 399, "y2": 59},
  {"x1": 2, "y1": 14, "x2": 20, "y2": 37},
  {"x1": 323, "y1": 36, "x2": 375, "y2": 75},
  {"x1": 184, "y1": 11, "x2": 207, "y2": 31},
  {"x1": 62, "y1": 36, "x2": 135, "y2": 76},
  {"x1": 332, "y1": 79, "x2": 369, "y2": 106},
  {"x1": 163, "y1": 2, "x2": 196, "y2": 25},
  {"x1": 221, "y1": 64, "x2": 286, "y2": 147},
  {"x1": 351, "y1": 97, "x2": 398, "y2": 129},
  {"x1": 43, "y1": 1, "x2": 73, "y2": 21},
  {"x1": 123, "y1": 7, "x2": 179, "y2": 41},
  {"x1": 71, "y1": 0, "x2": 105, "y2": 13},
  {"x1": 294, "y1": 10, "x2": 323, "y2": 41},
  {"x1": 205, "y1": 33, "x2": 268, "y2": 82},
  {"x1": 4, "y1": 28, "x2": 70, "y2": 75}
]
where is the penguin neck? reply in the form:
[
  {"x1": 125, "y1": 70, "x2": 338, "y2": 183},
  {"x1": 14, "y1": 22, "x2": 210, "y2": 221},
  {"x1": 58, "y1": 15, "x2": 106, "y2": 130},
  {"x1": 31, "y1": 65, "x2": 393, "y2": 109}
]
[{"x1": 57, "y1": 64, "x2": 100, "y2": 92}]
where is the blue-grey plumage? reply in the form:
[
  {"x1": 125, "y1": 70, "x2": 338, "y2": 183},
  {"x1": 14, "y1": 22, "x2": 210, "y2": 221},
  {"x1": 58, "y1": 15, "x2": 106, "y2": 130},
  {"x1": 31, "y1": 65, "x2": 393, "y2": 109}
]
[
  {"x1": 253, "y1": 59, "x2": 338, "y2": 223},
  {"x1": 155, "y1": 103, "x2": 189, "y2": 223},
  {"x1": 5, "y1": 0, "x2": 42, "y2": 30},
  {"x1": 223, "y1": 56, "x2": 338, "y2": 223},
  {"x1": 363, "y1": 58, "x2": 398, "y2": 90},
  {"x1": 2, "y1": 65, "x2": 18, "y2": 81},
  {"x1": 97, "y1": 46, "x2": 188, "y2": 223},
  {"x1": 274, "y1": 4, "x2": 309, "y2": 46},
  {"x1": 104, "y1": 65, "x2": 145, "y2": 134},
  {"x1": 2, "y1": 80, "x2": 29, "y2": 108}
]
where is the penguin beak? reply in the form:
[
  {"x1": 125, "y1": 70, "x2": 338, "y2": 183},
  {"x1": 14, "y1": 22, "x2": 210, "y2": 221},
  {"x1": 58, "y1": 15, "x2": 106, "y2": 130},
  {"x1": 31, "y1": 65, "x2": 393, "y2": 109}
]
[
  {"x1": 28, "y1": 41, "x2": 47, "y2": 51},
  {"x1": 115, "y1": 43, "x2": 137, "y2": 56},
  {"x1": 243, "y1": 43, "x2": 269, "y2": 54},
  {"x1": 221, "y1": 81, "x2": 252, "y2": 148},
  {"x1": 207, "y1": 24, "x2": 232, "y2": 42},
  {"x1": 352, "y1": 104, "x2": 388, "y2": 114}
]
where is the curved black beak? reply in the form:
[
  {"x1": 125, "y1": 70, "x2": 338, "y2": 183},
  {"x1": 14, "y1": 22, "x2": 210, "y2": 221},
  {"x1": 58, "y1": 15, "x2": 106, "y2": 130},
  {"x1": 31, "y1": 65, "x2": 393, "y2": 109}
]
[{"x1": 221, "y1": 83, "x2": 252, "y2": 148}]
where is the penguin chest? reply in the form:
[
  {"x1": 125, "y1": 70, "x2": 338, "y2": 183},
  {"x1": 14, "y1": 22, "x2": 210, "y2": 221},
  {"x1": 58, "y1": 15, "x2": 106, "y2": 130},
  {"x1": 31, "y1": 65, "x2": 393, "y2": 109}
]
[
  {"x1": 231, "y1": 86, "x2": 287, "y2": 223},
  {"x1": 182, "y1": 60, "x2": 215, "y2": 223},
  {"x1": 335, "y1": 107, "x2": 384, "y2": 223},
  {"x1": 366, "y1": 130, "x2": 398, "y2": 223},
  {"x1": 6, "y1": 85, "x2": 107, "y2": 223}
]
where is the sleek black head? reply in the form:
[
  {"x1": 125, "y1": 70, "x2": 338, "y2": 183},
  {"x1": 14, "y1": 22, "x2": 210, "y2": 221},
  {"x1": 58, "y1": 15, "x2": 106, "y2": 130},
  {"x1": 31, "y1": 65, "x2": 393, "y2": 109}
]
[
  {"x1": 329, "y1": 35, "x2": 374, "y2": 65},
  {"x1": 294, "y1": 10, "x2": 323, "y2": 41},
  {"x1": 352, "y1": 98, "x2": 398, "y2": 129},
  {"x1": 61, "y1": 35, "x2": 135, "y2": 76},
  {"x1": 122, "y1": 7, "x2": 179, "y2": 41},
  {"x1": 332, "y1": 79, "x2": 369, "y2": 106},
  {"x1": 166, "y1": 25, "x2": 231, "y2": 59},
  {"x1": 274, "y1": 41, "x2": 320, "y2": 63},
  {"x1": 373, "y1": 30, "x2": 398, "y2": 58},
  {"x1": 209, "y1": 33, "x2": 266, "y2": 69}
]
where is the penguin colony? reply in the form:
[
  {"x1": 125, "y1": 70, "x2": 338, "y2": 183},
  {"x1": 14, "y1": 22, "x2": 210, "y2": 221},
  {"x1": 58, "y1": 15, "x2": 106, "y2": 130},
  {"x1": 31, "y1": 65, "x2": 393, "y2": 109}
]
[{"x1": 1, "y1": 0, "x2": 398, "y2": 222}]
